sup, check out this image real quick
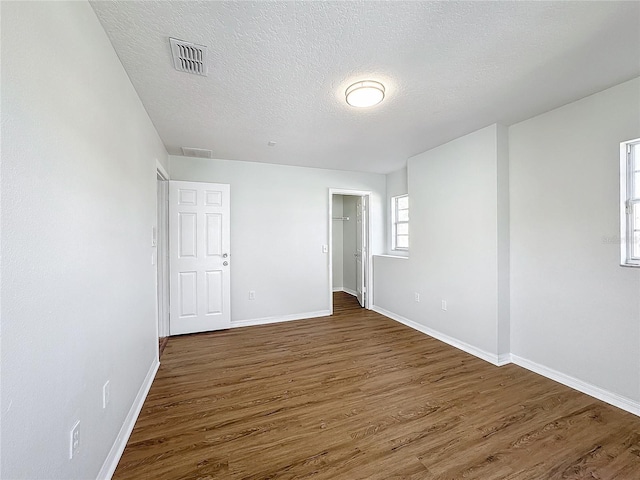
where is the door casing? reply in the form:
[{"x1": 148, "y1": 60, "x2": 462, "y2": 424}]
[
  {"x1": 155, "y1": 161, "x2": 170, "y2": 354},
  {"x1": 328, "y1": 188, "x2": 373, "y2": 314}
]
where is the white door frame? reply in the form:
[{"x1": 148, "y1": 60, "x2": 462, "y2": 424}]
[
  {"x1": 328, "y1": 188, "x2": 372, "y2": 314},
  {"x1": 155, "y1": 161, "x2": 170, "y2": 353}
]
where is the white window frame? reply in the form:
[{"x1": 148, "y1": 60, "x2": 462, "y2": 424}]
[
  {"x1": 391, "y1": 194, "x2": 409, "y2": 251},
  {"x1": 621, "y1": 138, "x2": 640, "y2": 267}
]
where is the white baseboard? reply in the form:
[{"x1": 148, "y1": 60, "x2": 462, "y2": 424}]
[
  {"x1": 372, "y1": 306, "x2": 640, "y2": 417},
  {"x1": 371, "y1": 305, "x2": 502, "y2": 366},
  {"x1": 496, "y1": 353, "x2": 512, "y2": 366},
  {"x1": 511, "y1": 355, "x2": 640, "y2": 417},
  {"x1": 97, "y1": 359, "x2": 159, "y2": 480},
  {"x1": 340, "y1": 287, "x2": 357, "y2": 297},
  {"x1": 333, "y1": 287, "x2": 358, "y2": 297},
  {"x1": 332, "y1": 287, "x2": 357, "y2": 296},
  {"x1": 231, "y1": 310, "x2": 331, "y2": 329}
]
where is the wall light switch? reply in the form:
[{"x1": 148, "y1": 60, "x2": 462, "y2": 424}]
[
  {"x1": 69, "y1": 421, "x2": 80, "y2": 459},
  {"x1": 102, "y1": 381, "x2": 111, "y2": 409},
  {"x1": 322, "y1": 245, "x2": 328, "y2": 253}
]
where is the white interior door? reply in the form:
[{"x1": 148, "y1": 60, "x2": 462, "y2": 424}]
[
  {"x1": 356, "y1": 197, "x2": 366, "y2": 307},
  {"x1": 169, "y1": 181, "x2": 231, "y2": 335}
]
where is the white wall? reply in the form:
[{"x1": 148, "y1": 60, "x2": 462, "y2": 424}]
[
  {"x1": 510, "y1": 78, "x2": 640, "y2": 402},
  {"x1": 375, "y1": 79, "x2": 640, "y2": 411},
  {"x1": 1, "y1": 2, "x2": 168, "y2": 479},
  {"x1": 385, "y1": 167, "x2": 408, "y2": 256},
  {"x1": 332, "y1": 196, "x2": 344, "y2": 289},
  {"x1": 169, "y1": 156, "x2": 386, "y2": 323},
  {"x1": 342, "y1": 196, "x2": 358, "y2": 294},
  {"x1": 374, "y1": 124, "x2": 509, "y2": 361}
]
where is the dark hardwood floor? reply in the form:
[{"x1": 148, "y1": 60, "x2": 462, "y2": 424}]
[
  {"x1": 114, "y1": 292, "x2": 640, "y2": 479},
  {"x1": 158, "y1": 337, "x2": 168, "y2": 358}
]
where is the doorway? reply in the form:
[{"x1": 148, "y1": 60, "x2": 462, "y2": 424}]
[
  {"x1": 329, "y1": 189, "x2": 372, "y2": 314},
  {"x1": 156, "y1": 165, "x2": 170, "y2": 358}
]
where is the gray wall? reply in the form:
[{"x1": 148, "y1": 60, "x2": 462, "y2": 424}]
[
  {"x1": 509, "y1": 77, "x2": 640, "y2": 401},
  {"x1": 374, "y1": 125, "x2": 509, "y2": 359},
  {"x1": 3, "y1": 5, "x2": 638, "y2": 478},
  {"x1": 169, "y1": 156, "x2": 386, "y2": 322},
  {"x1": 375, "y1": 77, "x2": 640, "y2": 408},
  {"x1": 1, "y1": 2, "x2": 168, "y2": 478}
]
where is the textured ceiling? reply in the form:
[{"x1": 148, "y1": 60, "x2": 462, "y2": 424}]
[{"x1": 90, "y1": 1, "x2": 640, "y2": 174}]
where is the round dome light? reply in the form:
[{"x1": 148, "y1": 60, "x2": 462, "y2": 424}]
[{"x1": 345, "y1": 80, "x2": 385, "y2": 108}]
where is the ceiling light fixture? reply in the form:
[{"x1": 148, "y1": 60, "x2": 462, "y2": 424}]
[{"x1": 345, "y1": 80, "x2": 385, "y2": 108}]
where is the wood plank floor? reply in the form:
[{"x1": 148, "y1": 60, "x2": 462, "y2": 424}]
[{"x1": 114, "y1": 293, "x2": 640, "y2": 479}]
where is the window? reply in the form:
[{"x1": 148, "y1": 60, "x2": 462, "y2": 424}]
[
  {"x1": 621, "y1": 138, "x2": 640, "y2": 266},
  {"x1": 392, "y1": 194, "x2": 409, "y2": 250}
]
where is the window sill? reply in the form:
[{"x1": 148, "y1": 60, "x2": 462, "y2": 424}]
[
  {"x1": 620, "y1": 262, "x2": 640, "y2": 268},
  {"x1": 374, "y1": 254, "x2": 409, "y2": 260}
]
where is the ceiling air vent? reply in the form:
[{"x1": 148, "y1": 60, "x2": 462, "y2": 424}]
[
  {"x1": 170, "y1": 38, "x2": 208, "y2": 76},
  {"x1": 181, "y1": 147, "x2": 212, "y2": 159}
]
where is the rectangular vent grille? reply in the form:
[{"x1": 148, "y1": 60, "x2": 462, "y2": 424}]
[
  {"x1": 170, "y1": 38, "x2": 208, "y2": 76},
  {"x1": 182, "y1": 147, "x2": 212, "y2": 159}
]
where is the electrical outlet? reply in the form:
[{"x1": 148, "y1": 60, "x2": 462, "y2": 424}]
[
  {"x1": 441, "y1": 300, "x2": 447, "y2": 311},
  {"x1": 249, "y1": 290, "x2": 256, "y2": 300},
  {"x1": 102, "y1": 380, "x2": 111, "y2": 409},
  {"x1": 414, "y1": 292, "x2": 420, "y2": 302},
  {"x1": 69, "y1": 421, "x2": 80, "y2": 459}
]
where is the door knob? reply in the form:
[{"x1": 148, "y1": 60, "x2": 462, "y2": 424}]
[
  {"x1": 223, "y1": 253, "x2": 228, "y2": 258},
  {"x1": 223, "y1": 261, "x2": 228, "y2": 266}
]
